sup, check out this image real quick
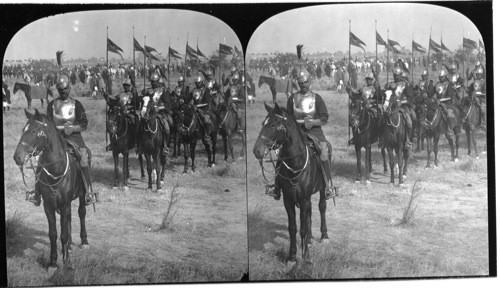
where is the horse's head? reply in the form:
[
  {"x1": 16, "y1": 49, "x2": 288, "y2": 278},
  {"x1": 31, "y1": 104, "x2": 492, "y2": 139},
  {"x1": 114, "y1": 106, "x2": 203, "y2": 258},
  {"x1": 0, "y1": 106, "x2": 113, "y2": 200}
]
[
  {"x1": 104, "y1": 95, "x2": 123, "y2": 135},
  {"x1": 175, "y1": 103, "x2": 197, "y2": 135},
  {"x1": 253, "y1": 102, "x2": 289, "y2": 160},
  {"x1": 349, "y1": 94, "x2": 365, "y2": 130},
  {"x1": 13, "y1": 82, "x2": 20, "y2": 94},
  {"x1": 382, "y1": 88, "x2": 397, "y2": 114},
  {"x1": 13, "y1": 109, "x2": 51, "y2": 167},
  {"x1": 139, "y1": 96, "x2": 156, "y2": 121},
  {"x1": 258, "y1": 76, "x2": 264, "y2": 88}
]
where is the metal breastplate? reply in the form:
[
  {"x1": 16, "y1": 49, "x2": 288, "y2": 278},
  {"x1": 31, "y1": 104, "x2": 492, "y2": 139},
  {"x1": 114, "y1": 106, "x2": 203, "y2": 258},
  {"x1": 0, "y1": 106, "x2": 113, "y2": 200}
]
[
  {"x1": 418, "y1": 80, "x2": 427, "y2": 91},
  {"x1": 118, "y1": 92, "x2": 132, "y2": 106},
  {"x1": 53, "y1": 98, "x2": 76, "y2": 126},
  {"x1": 436, "y1": 82, "x2": 448, "y2": 98},
  {"x1": 362, "y1": 86, "x2": 375, "y2": 100},
  {"x1": 293, "y1": 93, "x2": 316, "y2": 121},
  {"x1": 230, "y1": 85, "x2": 240, "y2": 101},
  {"x1": 192, "y1": 88, "x2": 205, "y2": 104},
  {"x1": 395, "y1": 81, "x2": 406, "y2": 100},
  {"x1": 152, "y1": 89, "x2": 162, "y2": 105}
]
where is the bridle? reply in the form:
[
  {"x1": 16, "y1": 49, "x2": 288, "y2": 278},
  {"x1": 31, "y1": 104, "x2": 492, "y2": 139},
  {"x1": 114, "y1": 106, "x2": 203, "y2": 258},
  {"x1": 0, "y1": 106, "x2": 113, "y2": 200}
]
[
  {"x1": 107, "y1": 105, "x2": 128, "y2": 140},
  {"x1": 18, "y1": 117, "x2": 69, "y2": 191},
  {"x1": 350, "y1": 99, "x2": 371, "y2": 134},
  {"x1": 258, "y1": 113, "x2": 309, "y2": 183}
]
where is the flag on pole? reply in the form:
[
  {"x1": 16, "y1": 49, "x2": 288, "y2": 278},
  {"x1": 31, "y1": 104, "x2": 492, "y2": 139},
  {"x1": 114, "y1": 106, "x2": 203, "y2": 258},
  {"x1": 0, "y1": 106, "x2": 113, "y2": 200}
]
[
  {"x1": 144, "y1": 45, "x2": 158, "y2": 54},
  {"x1": 197, "y1": 46, "x2": 208, "y2": 59},
  {"x1": 349, "y1": 32, "x2": 366, "y2": 52},
  {"x1": 429, "y1": 38, "x2": 441, "y2": 53},
  {"x1": 388, "y1": 39, "x2": 401, "y2": 48},
  {"x1": 219, "y1": 43, "x2": 233, "y2": 55},
  {"x1": 107, "y1": 38, "x2": 124, "y2": 59},
  {"x1": 463, "y1": 37, "x2": 478, "y2": 50},
  {"x1": 133, "y1": 38, "x2": 143, "y2": 52},
  {"x1": 412, "y1": 40, "x2": 426, "y2": 53},
  {"x1": 392, "y1": 46, "x2": 404, "y2": 55},
  {"x1": 376, "y1": 31, "x2": 387, "y2": 46},
  {"x1": 169, "y1": 47, "x2": 182, "y2": 59},
  {"x1": 186, "y1": 44, "x2": 198, "y2": 60},
  {"x1": 234, "y1": 46, "x2": 243, "y2": 57},
  {"x1": 440, "y1": 41, "x2": 452, "y2": 53}
]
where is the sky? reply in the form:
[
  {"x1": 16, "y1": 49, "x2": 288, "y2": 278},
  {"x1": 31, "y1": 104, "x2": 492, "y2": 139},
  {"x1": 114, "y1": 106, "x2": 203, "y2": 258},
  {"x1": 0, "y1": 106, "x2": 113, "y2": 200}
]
[
  {"x1": 4, "y1": 9, "x2": 241, "y2": 62},
  {"x1": 247, "y1": 3, "x2": 484, "y2": 56}
]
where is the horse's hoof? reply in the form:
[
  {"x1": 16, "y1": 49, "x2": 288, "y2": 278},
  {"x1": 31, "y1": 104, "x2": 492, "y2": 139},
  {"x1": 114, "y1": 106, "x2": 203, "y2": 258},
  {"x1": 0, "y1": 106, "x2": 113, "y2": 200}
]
[
  {"x1": 81, "y1": 244, "x2": 90, "y2": 249},
  {"x1": 112, "y1": 186, "x2": 118, "y2": 190},
  {"x1": 161, "y1": 181, "x2": 164, "y2": 185},
  {"x1": 123, "y1": 186, "x2": 129, "y2": 191},
  {"x1": 141, "y1": 176, "x2": 146, "y2": 181},
  {"x1": 321, "y1": 238, "x2": 330, "y2": 244},
  {"x1": 47, "y1": 266, "x2": 58, "y2": 275},
  {"x1": 146, "y1": 188, "x2": 153, "y2": 193},
  {"x1": 403, "y1": 175, "x2": 407, "y2": 179}
]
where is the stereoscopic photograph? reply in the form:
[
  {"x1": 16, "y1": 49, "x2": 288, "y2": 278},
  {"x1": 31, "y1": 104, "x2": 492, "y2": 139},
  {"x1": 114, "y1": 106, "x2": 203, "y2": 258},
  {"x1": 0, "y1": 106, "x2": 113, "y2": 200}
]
[
  {"x1": 1, "y1": 1, "x2": 494, "y2": 286},
  {"x1": 246, "y1": 2, "x2": 490, "y2": 280},
  {"x1": 3, "y1": 9, "x2": 247, "y2": 285}
]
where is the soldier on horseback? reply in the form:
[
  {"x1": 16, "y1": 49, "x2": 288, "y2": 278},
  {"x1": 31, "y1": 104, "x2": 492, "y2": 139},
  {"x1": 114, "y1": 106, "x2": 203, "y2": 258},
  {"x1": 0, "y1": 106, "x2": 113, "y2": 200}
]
[
  {"x1": 224, "y1": 74, "x2": 245, "y2": 133},
  {"x1": 222, "y1": 66, "x2": 242, "y2": 88},
  {"x1": 466, "y1": 60, "x2": 486, "y2": 81},
  {"x1": 384, "y1": 66, "x2": 415, "y2": 149},
  {"x1": 174, "y1": 76, "x2": 190, "y2": 102},
  {"x1": 414, "y1": 69, "x2": 434, "y2": 98},
  {"x1": 267, "y1": 69, "x2": 334, "y2": 200},
  {"x1": 467, "y1": 67, "x2": 486, "y2": 129},
  {"x1": 431, "y1": 69, "x2": 460, "y2": 134},
  {"x1": 139, "y1": 72, "x2": 171, "y2": 155},
  {"x1": 28, "y1": 75, "x2": 97, "y2": 206},
  {"x1": 185, "y1": 75, "x2": 215, "y2": 140}
]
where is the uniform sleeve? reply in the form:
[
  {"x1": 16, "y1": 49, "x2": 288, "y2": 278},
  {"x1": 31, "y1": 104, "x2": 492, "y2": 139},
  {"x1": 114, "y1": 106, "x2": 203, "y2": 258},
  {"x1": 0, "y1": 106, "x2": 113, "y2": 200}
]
[
  {"x1": 75, "y1": 100, "x2": 88, "y2": 130},
  {"x1": 314, "y1": 94, "x2": 329, "y2": 124}
]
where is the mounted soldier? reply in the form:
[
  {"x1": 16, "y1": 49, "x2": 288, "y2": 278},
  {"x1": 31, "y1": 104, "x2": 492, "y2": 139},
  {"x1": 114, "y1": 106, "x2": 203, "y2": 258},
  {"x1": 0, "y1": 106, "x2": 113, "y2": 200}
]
[
  {"x1": 174, "y1": 76, "x2": 190, "y2": 102},
  {"x1": 185, "y1": 74, "x2": 215, "y2": 140},
  {"x1": 466, "y1": 60, "x2": 486, "y2": 81},
  {"x1": 139, "y1": 72, "x2": 171, "y2": 155},
  {"x1": 224, "y1": 74, "x2": 245, "y2": 134},
  {"x1": 384, "y1": 66, "x2": 415, "y2": 149},
  {"x1": 27, "y1": 75, "x2": 97, "y2": 206},
  {"x1": 431, "y1": 69, "x2": 460, "y2": 135},
  {"x1": 467, "y1": 67, "x2": 486, "y2": 129},
  {"x1": 222, "y1": 66, "x2": 242, "y2": 88},
  {"x1": 414, "y1": 69, "x2": 434, "y2": 98},
  {"x1": 347, "y1": 71, "x2": 382, "y2": 116},
  {"x1": 266, "y1": 68, "x2": 333, "y2": 200}
]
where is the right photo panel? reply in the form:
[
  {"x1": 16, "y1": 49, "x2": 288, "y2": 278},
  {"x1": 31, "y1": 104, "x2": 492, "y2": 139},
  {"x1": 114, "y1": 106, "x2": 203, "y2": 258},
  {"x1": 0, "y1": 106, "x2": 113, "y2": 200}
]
[{"x1": 245, "y1": 3, "x2": 489, "y2": 280}]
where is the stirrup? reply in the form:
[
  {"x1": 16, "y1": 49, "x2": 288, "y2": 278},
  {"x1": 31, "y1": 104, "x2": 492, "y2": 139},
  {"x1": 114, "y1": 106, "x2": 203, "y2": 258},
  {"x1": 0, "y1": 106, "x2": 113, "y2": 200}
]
[
  {"x1": 162, "y1": 147, "x2": 172, "y2": 155},
  {"x1": 85, "y1": 195, "x2": 97, "y2": 206},
  {"x1": 27, "y1": 191, "x2": 41, "y2": 206},
  {"x1": 405, "y1": 141, "x2": 414, "y2": 149},
  {"x1": 105, "y1": 144, "x2": 112, "y2": 152},
  {"x1": 325, "y1": 187, "x2": 334, "y2": 200}
]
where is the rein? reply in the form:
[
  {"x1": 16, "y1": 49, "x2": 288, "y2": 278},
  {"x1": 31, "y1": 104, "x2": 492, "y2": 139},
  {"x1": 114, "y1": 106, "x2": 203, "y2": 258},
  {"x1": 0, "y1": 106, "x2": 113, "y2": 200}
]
[
  {"x1": 351, "y1": 102, "x2": 371, "y2": 135},
  {"x1": 109, "y1": 110, "x2": 129, "y2": 141}
]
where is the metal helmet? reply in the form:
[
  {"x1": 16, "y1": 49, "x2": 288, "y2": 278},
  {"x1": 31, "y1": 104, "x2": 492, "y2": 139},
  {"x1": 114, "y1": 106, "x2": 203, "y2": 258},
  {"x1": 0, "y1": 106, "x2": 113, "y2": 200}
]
[
  {"x1": 232, "y1": 73, "x2": 240, "y2": 81},
  {"x1": 476, "y1": 60, "x2": 481, "y2": 67},
  {"x1": 231, "y1": 66, "x2": 237, "y2": 74},
  {"x1": 174, "y1": 86, "x2": 182, "y2": 96},
  {"x1": 421, "y1": 69, "x2": 428, "y2": 76},
  {"x1": 150, "y1": 72, "x2": 160, "y2": 82},
  {"x1": 439, "y1": 69, "x2": 448, "y2": 77},
  {"x1": 451, "y1": 73, "x2": 460, "y2": 84},
  {"x1": 393, "y1": 66, "x2": 402, "y2": 76},
  {"x1": 206, "y1": 69, "x2": 213, "y2": 78},
  {"x1": 56, "y1": 74, "x2": 70, "y2": 89},
  {"x1": 365, "y1": 71, "x2": 374, "y2": 80},
  {"x1": 207, "y1": 79, "x2": 216, "y2": 89},
  {"x1": 195, "y1": 75, "x2": 204, "y2": 83},
  {"x1": 178, "y1": 76, "x2": 185, "y2": 82},
  {"x1": 401, "y1": 71, "x2": 409, "y2": 80},
  {"x1": 297, "y1": 68, "x2": 310, "y2": 82},
  {"x1": 477, "y1": 67, "x2": 484, "y2": 75},
  {"x1": 123, "y1": 78, "x2": 132, "y2": 86}
]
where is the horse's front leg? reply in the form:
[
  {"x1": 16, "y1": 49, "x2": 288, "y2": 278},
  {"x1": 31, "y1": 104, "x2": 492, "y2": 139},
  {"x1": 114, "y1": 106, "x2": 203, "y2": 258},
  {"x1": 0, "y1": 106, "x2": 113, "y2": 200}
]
[
  {"x1": 365, "y1": 145, "x2": 372, "y2": 181},
  {"x1": 472, "y1": 127, "x2": 479, "y2": 158},
  {"x1": 138, "y1": 153, "x2": 146, "y2": 180},
  {"x1": 60, "y1": 206, "x2": 71, "y2": 266},
  {"x1": 190, "y1": 139, "x2": 197, "y2": 172},
  {"x1": 211, "y1": 133, "x2": 217, "y2": 166},
  {"x1": 381, "y1": 147, "x2": 388, "y2": 174},
  {"x1": 145, "y1": 154, "x2": 153, "y2": 190},
  {"x1": 318, "y1": 188, "x2": 329, "y2": 241},
  {"x1": 112, "y1": 150, "x2": 119, "y2": 189},
  {"x1": 78, "y1": 195, "x2": 89, "y2": 247},
  {"x1": 154, "y1": 152, "x2": 161, "y2": 191},
  {"x1": 283, "y1": 196, "x2": 297, "y2": 262},
  {"x1": 221, "y1": 130, "x2": 229, "y2": 162},
  {"x1": 43, "y1": 202, "x2": 58, "y2": 268},
  {"x1": 300, "y1": 199, "x2": 312, "y2": 261},
  {"x1": 201, "y1": 137, "x2": 213, "y2": 167},
  {"x1": 445, "y1": 132, "x2": 456, "y2": 162},
  {"x1": 123, "y1": 151, "x2": 130, "y2": 189},
  {"x1": 433, "y1": 134, "x2": 440, "y2": 167},
  {"x1": 465, "y1": 125, "x2": 472, "y2": 156},
  {"x1": 354, "y1": 144, "x2": 362, "y2": 182},
  {"x1": 426, "y1": 135, "x2": 433, "y2": 167},
  {"x1": 396, "y1": 147, "x2": 404, "y2": 185},
  {"x1": 454, "y1": 128, "x2": 461, "y2": 161},
  {"x1": 388, "y1": 148, "x2": 395, "y2": 183},
  {"x1": 182, "y1": 141, "x2": 189, "y2": 173}
]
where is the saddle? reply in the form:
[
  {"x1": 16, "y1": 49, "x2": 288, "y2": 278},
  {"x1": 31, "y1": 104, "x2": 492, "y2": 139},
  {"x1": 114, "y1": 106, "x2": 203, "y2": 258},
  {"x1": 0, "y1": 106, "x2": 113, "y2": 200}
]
[{"x1": 66, "y1": 139, "x2": 83, "y2": 162}]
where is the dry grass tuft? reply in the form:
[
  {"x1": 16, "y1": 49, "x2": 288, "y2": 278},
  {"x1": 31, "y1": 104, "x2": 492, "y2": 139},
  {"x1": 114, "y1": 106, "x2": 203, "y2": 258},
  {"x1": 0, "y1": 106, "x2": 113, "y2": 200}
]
[
  {"x1": 6, "y1": 210, "x2": 27, "y2": 247},
  {"x1": 159, "y1": 183, "x2": 181, "y2": 231},
  {"x1": 398, "y1": 179, "x2": 423, "y2": 226},
  {"x1": 458, "y1": 158, "x2": 487, "y2": 174}
]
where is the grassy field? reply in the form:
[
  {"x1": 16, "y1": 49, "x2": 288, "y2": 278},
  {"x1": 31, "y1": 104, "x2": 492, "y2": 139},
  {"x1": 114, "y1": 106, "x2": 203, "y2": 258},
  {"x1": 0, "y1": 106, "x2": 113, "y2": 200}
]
[
  {"x1": 3, "y1": 75, "x2": 248, "y2": 286},
  {"x1": 246, "y1": 68, "x2": 489, "y2": 280}
]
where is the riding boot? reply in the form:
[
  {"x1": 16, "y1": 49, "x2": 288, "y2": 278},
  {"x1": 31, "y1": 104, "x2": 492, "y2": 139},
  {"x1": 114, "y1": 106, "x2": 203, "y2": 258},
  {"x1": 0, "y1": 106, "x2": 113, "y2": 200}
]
[
  {"x1": 404, "y1": 114, "x2": 413, "y2": 149},
  {"x1": 136, "y1": 127, "x2": 143, "y2": 155},
  {"x1": 377, "y1": 116, "x2": 384, "y2": 148},
  {"x1": 81, "y1": 166, "x2": 97, "y2": 205},
  {"x1": 321, "y1": 160, "x2": 334, "y2": 199},
  {"x1": 27, "y1": 190, "x2": 41, "y2": 206},
  {"x1": 162, "y1": 130, "x2": 171, "y2": 155},
  {"x1": 237, "y1": 111, "x2": 244, "y2": 134}
]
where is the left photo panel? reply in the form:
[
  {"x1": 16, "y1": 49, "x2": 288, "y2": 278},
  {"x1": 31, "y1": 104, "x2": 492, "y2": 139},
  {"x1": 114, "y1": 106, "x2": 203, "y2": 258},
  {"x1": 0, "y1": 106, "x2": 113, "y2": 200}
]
[{"x1": 3, "y1": 9, "x2": 247, "y2": 285}]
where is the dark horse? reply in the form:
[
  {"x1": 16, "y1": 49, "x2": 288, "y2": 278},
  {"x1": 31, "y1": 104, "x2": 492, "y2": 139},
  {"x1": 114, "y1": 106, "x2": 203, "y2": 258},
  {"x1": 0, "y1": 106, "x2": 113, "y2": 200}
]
[
  {"x1": 104, "y1": 93, "x2": 144, "y2": 189},
  {"x1": 461, "y1": 95, "x2": 482, "y2": 158},
  {"x1": 13, "y1": 82, "x2": 54, "y2": 109},
  {"x1": 381, "y1": 89, "x2": 410, "y2": 185},
  {"x1": 258, "y1": 75, "x2": 298, "y2": 103},
  {"x1": 13, "y1": 109, "x2": 90, "y2": 268},
  {"x1": 139, "y1": 97, "x2": 167, "y2": 191},
  {"x1": 253, "y1": 103, "x2": 330, "y2": 262},
  {"x1": 420, "y1": 97, "x2": 462, "y2": 167},
  {"x1": 217, "y1": 100, "x2": 246, "y2": 162},
  {"x1": 175, "y1": 103, "x2": 217, "y2": 173},
  {"x1": 348, "y1": 93, "x2": 387, "y2": 183}
]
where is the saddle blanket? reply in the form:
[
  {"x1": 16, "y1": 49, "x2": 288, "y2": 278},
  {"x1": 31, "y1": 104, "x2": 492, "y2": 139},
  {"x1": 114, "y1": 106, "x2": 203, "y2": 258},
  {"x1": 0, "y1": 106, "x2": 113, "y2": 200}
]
[{"x1": 30, "y1": 85, "x2": 47, "y2": 100}]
